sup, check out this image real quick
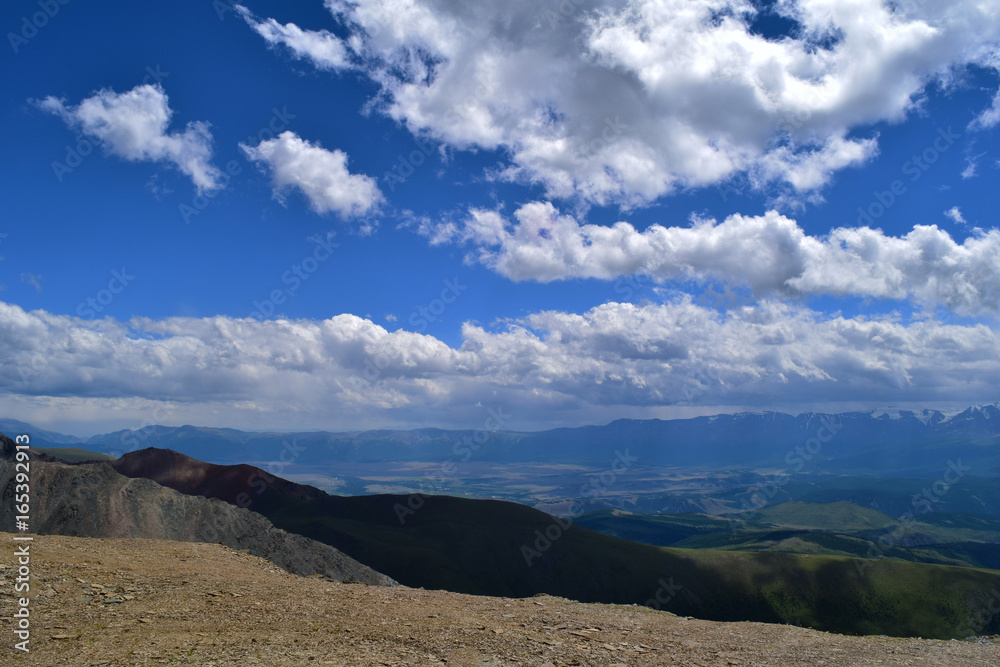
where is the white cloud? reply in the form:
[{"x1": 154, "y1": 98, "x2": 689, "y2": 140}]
[
  {"x1": 424, "y1": 202, "x2": 1000, "y2": 317},
  {"x1": 242, "y1": 0, "x2": 1000, "y2": 205},
  {"x1": 970, "y1": 90, "x2": 1000, "y2": 131},
  {"x1": 241, "y1": 131, "x2": 383, "y2": 218},
  {"x1": 236, "y1": 5, "x2": 350, "y2": 70},
  {"x1": 0, "y1": 299, "x2": 997, "y2": 431},
  {"x1": 20, "y1": 274, "x2": 42, "y2": 293},
  {"x1": 944, "y1": 206, "x2": 967, "y2": 226},
  {"x1": 961, "y1": 152, "x2": 986, "y2": 179},
  {"x1": 37, "y1": 84, "x2": 222, "y2": 193}
]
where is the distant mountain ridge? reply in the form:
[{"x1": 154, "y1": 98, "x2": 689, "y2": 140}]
[
  {"x1": 0, "y1": 418, "x2": 84, "y2": 445},
  {"x1": 6, "y1": 402, "x2": 999, "y2": 476}
]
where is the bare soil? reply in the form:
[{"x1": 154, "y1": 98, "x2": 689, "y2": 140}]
[{"x1": 1, "y1": 533, "x2": 997, "y2": 666}]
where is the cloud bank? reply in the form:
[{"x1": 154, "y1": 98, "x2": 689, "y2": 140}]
[
  {"x1": 420, "y1": 203, "x2": 1000, "y2": 317},
  {"x1": 1, "y1": 300, "x2": 996, "y2": 431}
]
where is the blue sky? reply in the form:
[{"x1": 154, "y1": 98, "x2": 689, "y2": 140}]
[{"x1": 2, "y1": 0, "x2": 1000, "y2": 436}]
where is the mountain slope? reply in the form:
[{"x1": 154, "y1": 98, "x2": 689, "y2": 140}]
[
  {"x1": 106, "y1": 447, "x2": 1000, "y2": 639},
  {"x1": 0, "y1": 433, "x2": 394, "y2": 586}
]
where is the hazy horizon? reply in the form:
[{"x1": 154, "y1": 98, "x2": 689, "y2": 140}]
[{"x1": 5, "y1": 400, "x2": 996, "y2": 442}]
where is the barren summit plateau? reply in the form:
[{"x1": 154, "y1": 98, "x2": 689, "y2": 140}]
[{"x1": 2, "y1": 533, "x2": 997, "y2": 666}]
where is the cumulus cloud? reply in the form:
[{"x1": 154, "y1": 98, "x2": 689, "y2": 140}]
[
  {"x1": 241, "y1": 131, "x2": 383, "y2": 218},
  {"x1": 37, "y1": 84, "x2": 222, "y2": 193},
  {"x1": 0, "y1": 299, "x2": 997, "y2": 431},
  {"x1": 236, "y1": 4, "x2": 350, "y2": 70},
  {"x1": 241, "y1": 0, "x2": 1000, "y2": 205},
  {"x1": 424, "y1": 202, "x2": 1000, "y2": 317}
]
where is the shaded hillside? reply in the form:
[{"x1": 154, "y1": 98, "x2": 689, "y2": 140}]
[
  {"x1": 108, "y1": 447, "x2": 1000, "y2": 639},
  {"x1": 0, "y1": 433, "x2": 394, "y2": 586},
  {"x1": 111, "y1": 446, "x2": 326, "y2": 513}
]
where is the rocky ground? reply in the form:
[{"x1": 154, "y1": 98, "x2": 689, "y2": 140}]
[{"x1": 1, "y1": 533, "x2": 997, "y2": 666}]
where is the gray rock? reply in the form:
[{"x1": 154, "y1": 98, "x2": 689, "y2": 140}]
[{"x1": 0, "y1": 432, "x2": 395, "y2": 587}]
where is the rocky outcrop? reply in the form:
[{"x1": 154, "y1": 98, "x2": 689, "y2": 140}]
[{"x1": 0, "y1": 432, "x2": 395, "y2": 586}]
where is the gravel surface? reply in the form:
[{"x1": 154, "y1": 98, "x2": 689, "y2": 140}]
[{"x1": 1, "y1": 533, "x2": 997, "y2": 666}]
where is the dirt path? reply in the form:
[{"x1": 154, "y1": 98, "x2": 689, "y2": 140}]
[{"x1": 1, "y1": 533, "x2": 997, "y2": 666}]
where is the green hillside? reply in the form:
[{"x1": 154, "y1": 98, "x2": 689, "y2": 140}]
[
  {"x1": 576, "y1": 501, "x2": 1000, "y2": 573},
  {"x1": 261, "y1": 493, "x2": 1000, "y2": 639},
  {"x1": 750, "y1": 500, "x2": 899, "y2": 532}
]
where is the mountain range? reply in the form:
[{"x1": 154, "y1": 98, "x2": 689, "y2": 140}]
[{"x1": 9, "y1": 403, "x2": 1000, "y2": 477}]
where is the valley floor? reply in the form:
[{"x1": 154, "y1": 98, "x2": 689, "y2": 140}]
[{"x1": 0, "y1": 533, "x2": 997, "y2": 666}]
